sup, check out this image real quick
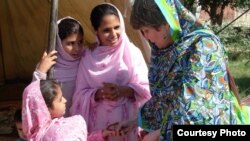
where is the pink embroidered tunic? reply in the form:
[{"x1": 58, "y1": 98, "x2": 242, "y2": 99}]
[
  {"x1": 70, "y1": 3, "x2": 151, "y2": 141},
  {"x1": 22, "y1": 80, "x2": 88, "y2": 141}
]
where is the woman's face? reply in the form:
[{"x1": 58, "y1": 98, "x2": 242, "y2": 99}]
[
  {"x1": 49, "y1": 85, "x2": 67, "y2": 118},
  {"x1": 96, "y1": 14, "x2": 121, "y2": 47},
  {"x1": 61, "y1": 33, "x2": 84, "y2": 59},
  {"x1": 140, "y1": 24, "x2": 173, "y2": 49}
]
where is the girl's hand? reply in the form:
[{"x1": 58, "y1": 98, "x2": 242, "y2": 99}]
[{"x1": 37, "y1": 50, "x2": 57, "y2": 73}]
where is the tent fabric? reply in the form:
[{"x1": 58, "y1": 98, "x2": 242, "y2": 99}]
[{"x1": 0, "y1": 0, "x2": 150, "y2": 84}]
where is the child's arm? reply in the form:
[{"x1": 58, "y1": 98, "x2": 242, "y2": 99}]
[{"x1": 32, "y1": 51, "x2": 57, "y2": 81}]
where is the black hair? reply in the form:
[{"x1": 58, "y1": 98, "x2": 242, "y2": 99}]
[
  {"x1": 14, "y1": 108, "x2": 22, "y2": 123},
  {"x1": 130, "y1": 0, "x2": 166, "y2": 30},
  {"x1": 58, "y1": 18, "x2": 84, "y2": 40},
  {"x1": 90, "y1": 4, "x2": 119, "y2": 30},
  {"x1": 40, "y1": 79, "x2": 61, "y2": 108}
]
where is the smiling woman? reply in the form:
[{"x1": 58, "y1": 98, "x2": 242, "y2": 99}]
[
  {"x1": 94, "y1": 13, "x2": 121, "y2": 47},
  {"x1": 70, "y1": 3, "x2": 151, "y2": 141}
]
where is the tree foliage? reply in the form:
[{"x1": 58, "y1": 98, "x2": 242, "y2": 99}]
[
  {"x1": 183, "y1": 0, "x2": 250, "y2": 25},
  {"x1": 235, "y1": 0, "x2": 250, "y2": 8}
]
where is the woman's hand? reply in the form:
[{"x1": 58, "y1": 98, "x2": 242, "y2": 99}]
[
  {"x1": 142, "y1": 129, "x2": 160, "y2": 141},
  {"x1": 88, "y1": 42, "x2": 98, "y2": 51},
  {"x1": 101, "y1": 82, "x2": 120, "y2": 101},
  {"x1": 95, "y1": 82, "x2": 135, "y2": 101},
  {"x1": 94, "y1": 82, "x2": 119, "y2": 101},
  {"x1": 37, "y1": 50, "x2": 57, "y2": 73},
  {"x1": 102, "y1": 129, "x2": 117, "y2": 138},
  {"x1": 106, "y1": 118, "x2": 138, "y2": 136}
]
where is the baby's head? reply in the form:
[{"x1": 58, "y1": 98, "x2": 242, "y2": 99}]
[
  {"x1": 40, "y1": 79, "x2": 67, "y2": 118},
  {"x1": 14, "y1": 108, "x2": 27, "y2": 140}
]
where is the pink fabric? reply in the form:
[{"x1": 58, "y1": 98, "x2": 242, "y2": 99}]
[
  {"x1": 32, "y1": 17, "x2": 84, "y2": 117},
  {"x1": 53, "y1": 16, "x2": 83, "y2": 82},
  {"x1": 22, "y1": 80, "x2": 88, "y2": 141},
  {"x1": 70, "y1": 3, "x2": 151, "y2": 141},
  {"x1": 33, "y1": 16, "x2": 82, "y2": 82},
  {"x1": 87, "y1": 130, "x2": 105, "y2": 141}
]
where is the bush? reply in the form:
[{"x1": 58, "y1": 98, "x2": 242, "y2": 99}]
[{"x1": 211, "y1": 25, "x2": 250, "y2": 61}]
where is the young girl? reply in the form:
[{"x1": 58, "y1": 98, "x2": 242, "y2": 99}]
[
  {"x1": 70, "y1": 3, "x2": 151, "y2": 141},
  {"x1": 22, "y1": 79, "x2": 115, "y2": 141},
  {"x1": 33, "y1": 17, "x2": 84, "y2": 117}
]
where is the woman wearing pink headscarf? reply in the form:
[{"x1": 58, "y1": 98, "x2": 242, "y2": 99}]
[
  {"x1": 70, "y1": 3, "x2": 151, "y2": 141},
  {"x1": 22, "y1": 79, "x2": 116, "y2": 141},
  {"x1": 33, "y1": 17, "x2": 84, "y2": 117}
]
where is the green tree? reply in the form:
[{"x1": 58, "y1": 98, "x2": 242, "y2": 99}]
[
  {"x1": 235, "y1": 0, "x2": 250, "y2": 8},
  {"x1": 183, "y1": 0, "x2": 250, "y2": 26}
]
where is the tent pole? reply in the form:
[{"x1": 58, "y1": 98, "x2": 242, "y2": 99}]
[
  {"x1": 47, "y1": 0, "x2": 58, "y2": 79},
  {"x1": 0, "y1": 33, "x2": 6, "y2": 85}
]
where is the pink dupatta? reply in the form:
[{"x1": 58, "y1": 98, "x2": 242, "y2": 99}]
[
  {"x1": 22, "y1": 80, "x2": 87, "y2": 141},
  {"x1": 70, "y1": 4, "x2": 151, "y2": 141},
  {"x1": 53, "y1": 16, "x2": 84, "y2": 82}
]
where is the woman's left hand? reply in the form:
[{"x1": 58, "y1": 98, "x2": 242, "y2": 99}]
[
  {"x1": 142, "y1": 129, "x2": 160, "y2": 141},
  {"x1": 101, "y1": 82, "x2": 121, "y2": 101},
  {"x1": 100, "y1": 82, "x2": 135, "y2": 101}
]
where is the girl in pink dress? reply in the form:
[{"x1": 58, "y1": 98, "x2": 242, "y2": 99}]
[
  {"x1": 22, "y1": 79, "x2": 115, "y2": 141},
  {"x1": 70, "y1": 3, "x2": 151, "y2": 141},
  {"x1": 33, "y1": 17, "x2": 84, "y2": 117}
]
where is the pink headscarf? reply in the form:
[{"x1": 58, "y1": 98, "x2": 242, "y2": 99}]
[
  {"x1": 22, "y1": 80, "x2": 87, "y2": 141},
  {"x1": 70, "y1": 3, "x2": 151, "y2": 125},
  {"x1": 53, "y1": 17, "x2": 84, "y2": 82}
]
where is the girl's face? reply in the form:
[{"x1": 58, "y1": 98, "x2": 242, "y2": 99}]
[
  {"x1": 140, "y1": 24, "x2": 173, "y2": 49},
  {"x1": 96, "y1": 14, "x2": 121, "y2": 47},
  {"x1": 49, "y1": 85, "x2": 67, "y2": 118},
  {"x1": 61, "y1": 33, "x2": 84, "y2": 59}
]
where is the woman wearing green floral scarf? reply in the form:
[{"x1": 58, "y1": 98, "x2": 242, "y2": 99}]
[{"x1": 112, "y1": 0, "x2": 250, "y2": 140}]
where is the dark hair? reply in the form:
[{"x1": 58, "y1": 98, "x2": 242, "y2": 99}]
[
  {"x1": 40, "y1": 79, "x2": 61, "y2": 108},
  {"x1": 130, "y1": 0, "x2": 166, "y2": 29},
  {"x1": 90, "y1": 4, "x2": 119, "y2": 30},
  {"x1": 58, "y1": 18, "x2": 84, "y2": 40},
  {"x1": 14, "y1": 108, "x2": 22, "y2": 123}
]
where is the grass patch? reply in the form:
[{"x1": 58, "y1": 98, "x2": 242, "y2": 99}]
[{"x1": 229, "y1": 60, "x2": 250, "y2": 98}]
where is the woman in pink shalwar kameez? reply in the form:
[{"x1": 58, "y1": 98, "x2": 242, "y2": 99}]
[{"x1": 70, "y1": 3, "x2": 151, "y2": 141}]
